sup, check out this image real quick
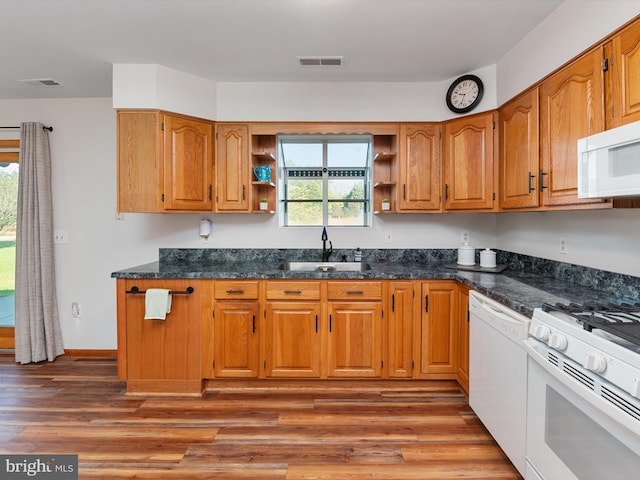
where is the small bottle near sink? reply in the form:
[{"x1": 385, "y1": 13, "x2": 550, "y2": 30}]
[{"x1": 354, "y1": 248, "x2": 362, "y2": 262}]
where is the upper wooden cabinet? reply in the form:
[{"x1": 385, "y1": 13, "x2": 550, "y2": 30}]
[
  {"x1": 397, "y1": 124, "x2": 441, "y2": 212},
  {"x1": 540, "y1": 48, "x2": 608, "y2": 208},
  {"x1": 607, "y1": 19, "x2": 640, "y2": 128},
  {"x1": 499, "y1": 88, "x2": 540, "y2": 210},
  {"x1": 117, "y1": 110, "x2": 214, "y2": 213},
  {"x1": 443, "y1": 111, "x2": 496, "y2": 211},
  {"x1": 216, "y1": 123, "x2": 250, "y2": 212}
]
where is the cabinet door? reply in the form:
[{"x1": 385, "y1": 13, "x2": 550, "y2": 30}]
[
  {"x1": 162, "y1": 114, "x2": 213, "y2": 211},
  {"x1": 123, "y1": 279, "x2": 202, "y2": 391},
  {"x1": 387, "y1": 282, "x2": 414, "y2": 378},
  {"x1": 264, "y1": 302, "x2": 321, "y2": 377},
  {"x1": 443, "y1": 112, "x2": 496, "y2": 211},
  {"x1": 420, "y1": 281, "x2": 458, "y2": 375},
  {"x1": 540, "y1": 48, "x2": 606, "y2": 207},
  {"x1": 213, "y1": 301, "x2": 260, "y2": 377},
  {"x1": 327, "y1": 302, "x2": 383, "y2": 378},
  {"x1": 457, "y1": 285, "x2": 470, "y2": 395},
  {"x1": 499, "y1": 88, "x2": 540, "y2": 210},
  {"x1": 216, "y1": 123, "x2": 250, "y2": 211},
  {"x1": 116, "y1": 110, "x2": 162, "y2": 213},
  {"x1": 398, "y1": 124, "x2": 441, "y2": 212},
  {"x1": 609, "y1": 19, "x2": 640, "y2": 128}
]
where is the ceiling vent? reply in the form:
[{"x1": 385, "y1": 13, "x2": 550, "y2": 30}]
[
  {"x1": 297, "y1": 56, "x2": 344, "y2": 67},
  {"x1": 18, "y1": 78, "x2": 63, "y2": 87}
]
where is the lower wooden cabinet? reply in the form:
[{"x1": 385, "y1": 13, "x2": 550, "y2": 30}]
[
  {"x1": 116, "y1": 278, "x2": 203, "y2": 394},
  {"x1": 211, "y1": 280, "x2": 260, "y2": 378},
  {"x1": 327, "y1": 301, "x2": 383, "y2": 378},
  {"x1": 419, "y1": 281, "x2": 458, "y2": 376},
  {"x1": 120, "y1": 278, "x2": 470, "y2": 391},
  {"x1": 457, "y1": 284, "x2": 470, "y2": 394}
]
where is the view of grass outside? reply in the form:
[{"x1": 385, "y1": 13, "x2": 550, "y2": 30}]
[{"x1": 0, "y1": 162, "x2": 18, "y2": 327}]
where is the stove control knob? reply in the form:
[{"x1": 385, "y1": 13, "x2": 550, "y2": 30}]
[
  {"x1": 548, "y1": 333, "x2": 568, "y2": 351},
  {"x1": 583, "y1": 353, "x2": 607, "y2": 374},
  {"x1": 531, "y1": 325, "x2": 551, "y2": 342}
]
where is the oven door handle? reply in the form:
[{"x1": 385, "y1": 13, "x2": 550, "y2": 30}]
[{"x1": 477, "y1": 299, "x2": 528, "y2": 326}]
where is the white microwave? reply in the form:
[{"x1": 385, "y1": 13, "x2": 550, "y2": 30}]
[{"x1": 578, "y1": 120, "x2": 640, "y2": 198}]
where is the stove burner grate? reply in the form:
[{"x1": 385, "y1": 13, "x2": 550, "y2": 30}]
[{"x1": 542, "y1": 302, "x2": 640, "y2": 346}]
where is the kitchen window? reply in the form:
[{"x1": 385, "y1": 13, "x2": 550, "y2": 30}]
[{"x1": 278, "y1": 134, "x2": 371, "y2": 227}]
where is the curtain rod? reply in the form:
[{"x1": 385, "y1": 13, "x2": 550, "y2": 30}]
[{"x1": 0, "y1": 125, "x2": 54, "y2": 132}]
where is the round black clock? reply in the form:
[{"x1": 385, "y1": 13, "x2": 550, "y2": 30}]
[{"x1": 446, "y1": 74, "x2": 484, "y2": 114}]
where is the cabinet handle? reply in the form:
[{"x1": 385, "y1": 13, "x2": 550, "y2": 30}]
[
  {"x1": 539, "y1": 169, "x2": 548, "y2": 191},
  {"x1": 444, "y1": 183, "x2": 449, "y2": 200},
  {"x1": 226, "y1": 289, "x2": 245, "y2": 294},
  {"x1": 252, "y1": 315, "x2": 256, "y2": 333},
  {"x1": 315, "y1": 315, "x2": 318, "y2": 333},
  {"x1": 403, "y1": 184, "x2": 407, "y2": 200},
  {"x1": 329, "y1": 314, "x2": 332, "y2": 332},
  {"x1": 425, "y1": 294, "x2": 429, "y2": 313},
  {"x1": 209, "y1": 184, "x2": 212, "y2": 200},
  {"x1": 283, "y1": 289, "x2": 302, "y2": 295},
  {"x1": 392, "y1": 293, "x2": 395, "y2": 312},
  {"x1": 346, "y1": 290, "x2": 364, "y2": 295},
  {"x1": 528, "y1": 172, "x2": 536, "y2": 193},
  {"x1": 242, "y1": 184, "x2": 246, "y2": 200}
]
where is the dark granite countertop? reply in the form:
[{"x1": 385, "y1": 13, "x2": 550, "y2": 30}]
[{"x1": 112, "y1": 248, "x2": 639, "y2": 318}]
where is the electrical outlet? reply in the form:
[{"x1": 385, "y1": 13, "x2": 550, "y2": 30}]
[
  {"x1": 383, "y1": 231, "x2": 393, "y2": 244},
  {"x1": 559, "y1": 237, "x2": 568, "y2": 254},
  {"x1": 115, "y1": 211, "x2": 124, "y2": 221},
  {"x1": 71, "y1": 302, "x2": 81, "y2": 318},
  {"x1": 461, "y1": 230, "x2": 470, "y2": 244},
  {"x1": 53, "y1": 230, "x2": 69, "y2": 244}
]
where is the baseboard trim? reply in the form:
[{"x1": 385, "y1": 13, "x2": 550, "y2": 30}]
[{"x1": 64, "y1": 349, "x2": 117, "y2": 357}]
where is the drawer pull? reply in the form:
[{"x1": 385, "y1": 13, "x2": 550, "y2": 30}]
[
  {"x1": 283, "y1": 289, "x2": 302, "y2": 295},
  {"x1": 226, "y1": 289, "x2": 245, "y2": 294},
  {"x1": 346, "y1": 290, "x2": 364, "y2": 295}
]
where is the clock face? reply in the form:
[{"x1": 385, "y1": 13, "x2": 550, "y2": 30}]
[{"x1": 446, "y1": 75, "x2": 484, "y2": 114}]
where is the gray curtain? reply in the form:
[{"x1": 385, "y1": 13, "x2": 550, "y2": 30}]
[{"x1": 14, "y1": 122, "x2": 64, "y2": 364}]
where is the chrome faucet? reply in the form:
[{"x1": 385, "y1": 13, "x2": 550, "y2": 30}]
[{"x1": 321, "y1": 226, "x2": 333, "y2": 261}]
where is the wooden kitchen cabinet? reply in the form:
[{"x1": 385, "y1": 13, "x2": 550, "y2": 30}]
[
  {"x1": 397, "y1": 124, "x2": 442, "y2": 212},
  {"x1": 117, "y1": 278, "x2": 202, "y2": 394},
  {"x1": 264, "y1": 281, "x2": 322, "y2": 377},
  {"x1": 326, "y1": 281, "x2": 383, "y2": 378},
  {"x1": 216, "y1": 123, "x2": 250, "y2": 212},
  {"x1": 419, "y1": 281, "x2": 458, "y2": 376},
  {"x1": 457, "y1": 284, "x2": 470, "y2": 395},
  {"x1": 117, "y1": 110, "x2": 214, "y2": 213},
  {"x1": 607, "y1": 18, "x2": 640, "y2": 128},
  {"x1": 498, "y1": 88, "x2": 541, "y2": 210},
  {"x1": 387, "y1": 281, "x2": 415, "y2": 378},
  {"x1": 443, "y1": 111, "x2": 496, "y2": 211},
  {"x1": 372, "y1": 133, "x2": 399, "y2": 213},
  {"x1": 540, "y1": 48, "x2": 609, "y2": 208},
  {"x1": 211, "y1": 281, "x2": 260, "y2": 377}
]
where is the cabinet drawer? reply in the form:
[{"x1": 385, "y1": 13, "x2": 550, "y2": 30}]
[
  {"x1": 214, "y1": 281, "x2": 259, "y2": 300},
  {"x1": 266, "y1": 281, "x2": 321, "y2": 300},
  {"x1": 327, "y1": 281, "x2": 382, "y2": 300}
]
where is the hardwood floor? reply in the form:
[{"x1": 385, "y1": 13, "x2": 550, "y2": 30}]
[{"x1": 0, "y1": 352, "x2": 522, "y2": 479}]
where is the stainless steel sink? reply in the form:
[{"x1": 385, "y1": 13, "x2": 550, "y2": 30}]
[{"x1": 278, "y1": 261, "x2": 371, "y2": 272}]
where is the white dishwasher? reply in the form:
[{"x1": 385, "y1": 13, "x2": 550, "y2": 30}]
[{"x1": 469, "y1": 290, "x2": 531, "y2": 477}]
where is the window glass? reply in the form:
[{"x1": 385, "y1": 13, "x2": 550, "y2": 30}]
[{"x1": 279, "y1": 134, "x2": 371, "y2": 227}]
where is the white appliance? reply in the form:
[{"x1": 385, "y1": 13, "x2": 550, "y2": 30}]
[
  {"x1": 525, "y1": 302, "x2": 640, "y2": 480},
  {"x1": 577, "y1": 120, "x2": 640, "y2": 198},
  {"x1": 469, "y1": 290, "x2": 531, "y2": 476}
]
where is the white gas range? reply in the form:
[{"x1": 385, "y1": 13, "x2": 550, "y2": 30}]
[{"x1": 524, "y1": 302, "x2": 640, "y2": 480}]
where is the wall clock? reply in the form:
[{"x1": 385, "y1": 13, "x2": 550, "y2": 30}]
[{"x1": 446, "y1": 74, "x2": 484, "y2": 114}]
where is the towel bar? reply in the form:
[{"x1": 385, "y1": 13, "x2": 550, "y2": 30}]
[{"x1": 126, "y1": 286, "x2": 194, "y2": 295}]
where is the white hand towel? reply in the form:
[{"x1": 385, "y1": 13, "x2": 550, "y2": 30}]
[{"x1": 144, "y1": 288, "x2": 172, "y2": 320}]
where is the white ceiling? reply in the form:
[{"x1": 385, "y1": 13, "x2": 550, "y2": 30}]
[{"x1": 0, "y1": 0, "x2": 562, "y2": 99}]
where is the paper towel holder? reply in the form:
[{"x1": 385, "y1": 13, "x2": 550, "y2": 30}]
[{"x1": 199, "y1": 219, "x2": 212, "y2": 239}]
